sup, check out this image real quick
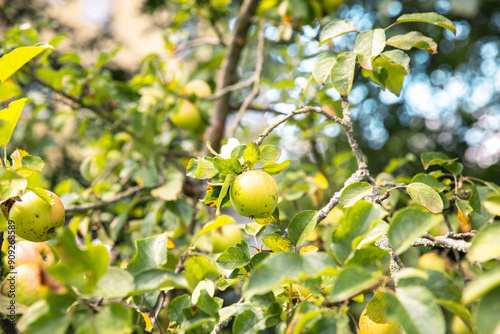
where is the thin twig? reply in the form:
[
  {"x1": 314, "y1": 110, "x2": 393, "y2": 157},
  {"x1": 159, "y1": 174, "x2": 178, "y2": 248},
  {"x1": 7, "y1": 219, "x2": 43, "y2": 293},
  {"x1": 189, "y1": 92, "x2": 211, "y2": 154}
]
[
  {"x1": 442, "y1": 213, "x2": 468, "y2": 285},
  {"x1": 227, "y1": 21, "x2": 266, "y2": 138},
  {"x1": 65, "y1": 185, "x2": 145, "y2": 212},
  {"x1": 254, "y1": 106, "x2": 341, "y2": 146},
  {"x1": 340, "y1": 96, "x2": 367, "y2": 170},
  {"x1": 413, "y1": 233, "x2": 471, "y2": 253},
  {"x1": 148, "y1": 291, "x2": 166, "y2": 334},
  {"x1": 174, "y1": 37, "x2": 223, "y2": 54}
]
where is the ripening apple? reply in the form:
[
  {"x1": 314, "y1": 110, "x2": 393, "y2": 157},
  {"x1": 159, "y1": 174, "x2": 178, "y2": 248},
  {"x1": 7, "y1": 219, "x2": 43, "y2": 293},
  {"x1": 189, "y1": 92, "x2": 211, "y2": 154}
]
[
  {"x1": 170, "y1": 99, "x2": 203, "y2": 131},
  {"x1": 230, "y1": 171, "x2": 278, "y2": 219},
  {"x1": 283, "y1": 284, "x2": 311, "y2": 299},
  {"x1": 359, "y1": 297, "x2": 401, "y2": 334},
  {"x1": 183, "y1": 79, "x2": 212, "y2": 98},
  {"x1": 418, "y1": 252, "x2": 447, "y2": 272},
  {"x1": 4, "y1": 240, "x2": 55, "y2": 268},
  {"x1": 211, "y1": 224, "x2": 243, "y2": 253},
  {"x1": 0, "y1": 263, "x2": 65, "y2": 306},
  {"x1": 8, "y1": 190, "x2": 65, "y2": 242}
]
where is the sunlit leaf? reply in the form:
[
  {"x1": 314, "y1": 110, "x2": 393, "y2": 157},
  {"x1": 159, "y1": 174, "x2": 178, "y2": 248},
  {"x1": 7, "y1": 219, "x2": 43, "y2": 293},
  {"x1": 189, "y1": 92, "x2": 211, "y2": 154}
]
[
  {"x1": 0, "y1": 44, "x2": 53, "y2": 82},
  {"x1": 406, "y1": 182, "x2": 443, "y2": 213},
  {"x1": 353, "y1": 29, "x2": 386, "y2": 70},
  {"x1": 312, "y1": 52, "x2": 337, "y2": 84},
  {"x1": 396, "y1": 12, "x2": 456, "y2": 34},
  {"x1": 387, "y1": 31, "x2": 437, "y2": 53},
  {"x1": 319, "y1": 19, "x2": 357, "y2": 46},
  {"x1": 0, "y1": 98, "x2": 27, "y2": 146},
  {"x1": 331, "y1": 51, "x2": 357, "y2": 96}
]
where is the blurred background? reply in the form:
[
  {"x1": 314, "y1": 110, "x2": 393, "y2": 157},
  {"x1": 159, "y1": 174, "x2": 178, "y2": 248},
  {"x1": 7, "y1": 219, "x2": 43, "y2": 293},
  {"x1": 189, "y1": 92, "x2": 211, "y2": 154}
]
[{"x1": 1, "y1": 0, "x2": 499, "y2": 189}]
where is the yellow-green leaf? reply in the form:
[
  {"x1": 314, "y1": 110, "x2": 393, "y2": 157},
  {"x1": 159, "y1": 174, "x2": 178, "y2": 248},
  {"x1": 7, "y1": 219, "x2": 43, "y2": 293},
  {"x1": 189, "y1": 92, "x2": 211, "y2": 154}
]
[{"x1": 0, "y1": 44, "x2": 53, "y2": 83}]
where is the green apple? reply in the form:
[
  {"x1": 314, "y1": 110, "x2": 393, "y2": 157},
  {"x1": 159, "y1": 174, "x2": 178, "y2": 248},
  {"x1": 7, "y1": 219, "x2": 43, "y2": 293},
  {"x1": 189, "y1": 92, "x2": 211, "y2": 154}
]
[
  {"x1": 359, "y1": 294, "x2": 401, "y2": 334},
  {"x1": 283, "y1": 284, "x2": 311, "y2": 299},
  {"x1": 230, "y1": 171, "x2": 278, "y2": 219},
  {"x1": 211, "y1": 224, "x2": 243, "y2": 253},
  {"x1": 4, "y1": 240, "x2": 55, "y2": 268},
  {"x1": 170, "y1": 99, "x2": 202, "y2": 131},
  {"x1": 418, "y1": 252, "x2": 447, "y2": 272},
  {"x1": 8, "y1": 190, "x2": 65, "y2": 242}
]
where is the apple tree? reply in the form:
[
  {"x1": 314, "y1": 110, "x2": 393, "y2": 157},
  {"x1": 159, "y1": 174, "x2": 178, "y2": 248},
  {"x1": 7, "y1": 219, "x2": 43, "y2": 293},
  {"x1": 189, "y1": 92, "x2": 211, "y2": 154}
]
[{"x1": 0, "y1": 1, "x2": 499, "y2": 334}]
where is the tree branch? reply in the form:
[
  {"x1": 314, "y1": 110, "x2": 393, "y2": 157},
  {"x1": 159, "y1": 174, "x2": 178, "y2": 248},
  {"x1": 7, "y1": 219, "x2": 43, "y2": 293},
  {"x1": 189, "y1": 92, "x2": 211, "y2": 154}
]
[
  {"x1": 254, "y1": 106, "x2": 340, "y2": 146},
  {"x1": 413, "y1": 233, "x2": 471, "y2": 253},
  {"x1": 203, "y1": 0, "x2": 261, "y2": 153},
  {"x1": 65, "y1": 185, "x2": 145, "y2": 213},
  {"x1": 210, "y1": 297, "x2": 245, "y2": 334},
  {"x1": 227, "y1": 21, "x2": 266, "y2": 138}
]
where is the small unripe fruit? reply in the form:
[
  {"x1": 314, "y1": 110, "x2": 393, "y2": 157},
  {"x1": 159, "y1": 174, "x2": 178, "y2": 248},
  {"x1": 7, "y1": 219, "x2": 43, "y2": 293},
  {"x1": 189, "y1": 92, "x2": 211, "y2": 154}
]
[
  {"x1": 8, "y1": 190, "x2": 65, "y2": 242},
  {"x1": 418, "y1": 252, "x2": 446, "y2": 272},
  {"x1": 170, "y1": 100, "x2": 202, "y2": 131},
  {"x1": 1, "y1": 263, "x2": 43, "y2": 306},
  {"x1": 230, "y1": 171, "x2": 278, "y2": 219}
]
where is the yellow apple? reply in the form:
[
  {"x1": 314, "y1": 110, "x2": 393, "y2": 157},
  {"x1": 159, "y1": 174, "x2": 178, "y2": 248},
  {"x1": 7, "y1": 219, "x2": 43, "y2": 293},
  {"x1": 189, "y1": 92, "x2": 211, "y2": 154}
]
[
  {"x1": 8, "y1": 190, "x2": 65, "y2": 242},
  {"x1": 230, "y1": 171, "x2": 278, "y2": 219},
  {"x1": 359, "y1": 295, "x2": 401, "y2": 334},
  {"x1": 418, "y1": 252, "x2": 446, "y2": 272},
  {"x1": 211, "y1": 224, "x2": 243, "y2": 253},
  {"x1": 183, "y1": 79, "x2": 212, "y2": 98}
]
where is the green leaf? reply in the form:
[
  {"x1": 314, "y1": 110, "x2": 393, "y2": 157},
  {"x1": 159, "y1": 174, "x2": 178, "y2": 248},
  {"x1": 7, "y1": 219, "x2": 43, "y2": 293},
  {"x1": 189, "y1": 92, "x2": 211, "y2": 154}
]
[
  {"x1": 184, "y1": 256, "x2": 219, "y2": 289},
  {"x1": 0, "y1": 98, "x2": 27, "y2": 146},
  {"x1": 353, "y1": 29, "x2": 386, "y2": 70},
  {"x1": 126, "y1": 233, "x2": 168, "y2": 275},
  {"x1": 406, "y1": 182, "x2": 444, "y2": 213},
  {"x1": 385, "y1": 286, "x2": 445, "y2": 334},
  {"x1": 476, "y1": 286, "x2": 500, "y2": 334},
  {"x1": 202, "y1": 184, "x2": 231, "y2": 208},
  {"x1": 466, "y1": 222, "x2": 500, "y2": 263},
  {"x1": 462, "y1": 268, "x2": 500, "y2": 304},
  {"x1": 340, "y1": 182, "x2": 374, "y2": 207},
  {"x1": 259, "y1": 145, "x2": 282, "y2": 164},
  {"x1": 231, "y1": 145, "x2": 247, "y2": 160},
  {"x1": 213, "y1": 158, "x2": 243, "y2": 180},
  {"x1": 168, "y1": 295, "x2": 191, "y2": 323},
  {"x1": 437, "y1": 300, "x2": 474, "y2": 331},
  {"x1": 243, "y1": 142, "x2": 260, "y2": 169},
  {"x1": 94, "y1": 302, "x2": 133, "y2": 334},
  {"x1": 410, "y1": 174, "x2": 446, "y2": 192},
  {"x1": 30, "y1": 187, "x2": 55, "y2": 205},
  {"x1": 386, "y1": 31, "x2": 437, "y2": 54},
  {"x1": 420, "y1": 152, "x2": 457, "y2": 169},
  {"x1": 198, "y1": 215, "x2": 236, "y2": 236},
  {"x1": 233, "y1": 309, "x2": 264, "y2": 334},
  {"x1": 196, "y1": 289, "x2": 221, "y2": 319},
  {"x1": 243, "y1": 252, "x2": 338, "y2": 299},
  {"x1": 319, "y1": 19, "x2": 357, "y2": 46},
  {"x1": 191, "y1": 157, "x2": 218, "y2": 179},
  {"x1": 0, "y1": 44, "x2": 53, "y2": 82},
  {"x1": 133, "y1": 268, "x2": 189, "y2": 294},
  {"x1": 93, "y1": 267, "x2": 135, "y2": 298},
  {"x1": 443, "y1": 161, "x2": 463, "y2": 175},
  {"x1": 47, "y1": 229, "x2": 109, "y2": 295},
  {"x1": 312, "y1": 52, "x2": 338, "y2": 84},
  {"x1": 287, "y1": 210, "x2": 319, "y2": 246},
  {"x1": 396, "y1": 268, "x2": 461, "y2": 302},
  {"x1": 216, "y1": 174, "x2": 235, "y2": 215},
  {"x1": 483, "y1": 193, "x2": 500, "y2": 216},
  {"x1": 0, "y1": 169, "x2": 27, "y2": 202},
  {"x1": 191, "y1": 278, "x2": 215, "y2": 304},
  {"x1": 216, "y1": 240, "x2": 251, "y2": 270},
  {"x1": 362, "y1": 50, "x2": 410, "y2": 96},
  {"x1": 205, "y1": 141, "x2": 221, "y2": 157},
  {"x1": 21, "y1": 155, "x2": 45, "y2": 171},
  {"x1": 261, "y1": 233, "x2": 291, "y2": 253},
  {"x1": 396, "y1": 12, "x2": 456, "y2": 35},
  {"x1": 151, "y1": 172, "x2": 184, "y2": 201},
  {"x1": 456, "y1": 198, "x2": 473, "y2": 217},
  {"x1": 388, "y1": 207, "x2": 442, "y2": 254},
  {"x1": 331, "y1": 201, "x2": 387, "y2": 263},
  {"x1": 331, "y1": 51, "x2": 357, "y2": 96},
  {"x1": 262, "y1": 160, "x2": 290, "y2": 175},
  {"x1": 329, "y1": 266, "x2": 382, "y2": 302}
]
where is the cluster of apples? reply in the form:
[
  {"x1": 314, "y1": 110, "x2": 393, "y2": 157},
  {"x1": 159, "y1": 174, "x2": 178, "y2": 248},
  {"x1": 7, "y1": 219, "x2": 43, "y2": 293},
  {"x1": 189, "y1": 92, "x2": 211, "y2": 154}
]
[
  {"x1": 0, "y1": 240, "x2": 64, "y2": 306},
  {"x1": 0, "y1": 190, "x2": 65, "y2": 306}
]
